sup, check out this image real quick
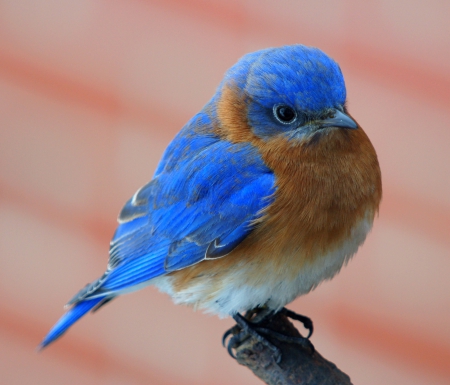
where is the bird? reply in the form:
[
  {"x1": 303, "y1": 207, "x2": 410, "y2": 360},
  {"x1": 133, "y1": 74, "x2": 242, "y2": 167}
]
[{"x1": 40, "y1": 44, "x2": 382, "y2": 358}]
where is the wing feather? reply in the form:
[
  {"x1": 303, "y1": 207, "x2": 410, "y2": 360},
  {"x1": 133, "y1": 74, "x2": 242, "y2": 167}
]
[{"x1": 71, "y1": 114, "x2": 276, "y2": 303}]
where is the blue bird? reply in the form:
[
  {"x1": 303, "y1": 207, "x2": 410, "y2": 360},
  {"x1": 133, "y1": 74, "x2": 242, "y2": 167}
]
[{"x1": 40, "y1": 45, "x2": 381, "y2": 357}]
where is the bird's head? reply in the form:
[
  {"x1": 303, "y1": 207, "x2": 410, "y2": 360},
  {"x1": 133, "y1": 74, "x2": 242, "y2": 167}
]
[{"x1": 214, "y1": 45, "x2": 357, "y2": 144}]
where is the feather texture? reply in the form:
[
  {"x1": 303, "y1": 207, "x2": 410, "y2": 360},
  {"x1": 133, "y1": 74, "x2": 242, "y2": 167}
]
[{"x1": 41, "y1": 44, "x2": 381, "y2": 348}]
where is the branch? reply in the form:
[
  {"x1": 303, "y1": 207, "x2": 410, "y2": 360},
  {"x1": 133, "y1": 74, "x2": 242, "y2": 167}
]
[{"x1": 231, "y1": 312, "x2": 353, "y2": 385}]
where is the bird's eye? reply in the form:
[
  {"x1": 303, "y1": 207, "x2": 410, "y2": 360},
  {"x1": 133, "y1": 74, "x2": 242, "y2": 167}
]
[{"x1": 273, "y1": 105, "x2": 297, "y2": 124}]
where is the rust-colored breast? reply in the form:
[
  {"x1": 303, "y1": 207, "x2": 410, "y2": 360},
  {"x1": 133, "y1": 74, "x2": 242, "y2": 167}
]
[{"x1": 255, "y1": 127, "x2": 382, "y2": 261}]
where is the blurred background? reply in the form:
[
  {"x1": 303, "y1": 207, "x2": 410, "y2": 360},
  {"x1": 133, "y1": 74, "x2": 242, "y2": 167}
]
[{"x1": 1, "y1": 1, "x2": 449, "y2": 384}]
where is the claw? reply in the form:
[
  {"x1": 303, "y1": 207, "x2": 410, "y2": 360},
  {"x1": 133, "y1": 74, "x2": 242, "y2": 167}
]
[
  {"x1": 281, "y1": 308, "x2": 314, "y2": 339},
  {"x1": 222, "y1": 323, "x2": 241, "y2": 347},
  {"x1": 227, "y1": 337, "x2": 238, "y2": 359},
  {"x1": 226, "y1": 330, "x2": 251, "y2": 360},
  {"x1": 222, "y1": 328, "x2": 234, "y2": 347}
]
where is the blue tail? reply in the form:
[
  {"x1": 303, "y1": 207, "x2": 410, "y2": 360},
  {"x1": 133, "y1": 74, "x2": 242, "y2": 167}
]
[{"x1": 39, "y1": 297, "x2": 105, "y2": 349}]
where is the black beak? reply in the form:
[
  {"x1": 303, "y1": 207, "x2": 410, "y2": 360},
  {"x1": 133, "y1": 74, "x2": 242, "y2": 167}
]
[{"x1": 319, "y1": 109, "x2": 358, "y2": 130}]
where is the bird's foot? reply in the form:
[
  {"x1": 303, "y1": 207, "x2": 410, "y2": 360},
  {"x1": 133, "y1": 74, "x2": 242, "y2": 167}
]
[
  {"x1": 222, "y1": 307, "x2": 315, "y2": 363},
  {"x1": 222, "y1": 307, "x2": 269, "y2": 347},
  {"x1": 224, "y1": 313, "x2": 282, "y2": 363}
]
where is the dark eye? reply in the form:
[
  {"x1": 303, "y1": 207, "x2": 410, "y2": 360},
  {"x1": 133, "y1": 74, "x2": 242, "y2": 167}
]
[{"x1": 273, "y1": 104, "x2": 297, "y2": 124}]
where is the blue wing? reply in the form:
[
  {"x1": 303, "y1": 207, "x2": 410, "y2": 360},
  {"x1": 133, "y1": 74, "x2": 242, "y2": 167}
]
[
  {"x1": 102, "y1": 137, "x2": 275, "y2": 291},
  {"x1": 40, "y1": 111, "x2": 275, "y2": 348}
]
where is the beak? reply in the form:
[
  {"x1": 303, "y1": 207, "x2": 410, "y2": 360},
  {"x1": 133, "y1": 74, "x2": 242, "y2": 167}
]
[{"x1": 319, "y1": 109, "x2": 358, "y2": 130}]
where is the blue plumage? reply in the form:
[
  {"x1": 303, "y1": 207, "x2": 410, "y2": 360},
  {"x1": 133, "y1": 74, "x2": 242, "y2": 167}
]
[
  {"x1": 40, "y1": 110, "x2": 275, "y2": 348},
  {"x1": 40, "y1": 44, "x2": 374, "y2": 350},
  {"x1": 40, "y1": 297, "x2": 105, "y2": 348}
]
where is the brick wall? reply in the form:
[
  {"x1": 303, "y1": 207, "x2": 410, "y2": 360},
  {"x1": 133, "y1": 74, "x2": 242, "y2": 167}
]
[{"x1": 1, "y1": 1, "x2": 449, "y2": 384}]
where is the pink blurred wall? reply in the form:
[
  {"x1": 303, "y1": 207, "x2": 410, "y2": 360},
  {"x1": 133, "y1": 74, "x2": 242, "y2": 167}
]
[{"x1": 1, "y1": 1, "x2": 449, "y2": 384}]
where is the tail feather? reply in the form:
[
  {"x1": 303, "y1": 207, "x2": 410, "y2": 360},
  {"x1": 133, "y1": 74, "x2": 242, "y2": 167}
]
[
  {"x1": 39, "y1": 297, "x2": 105, "y2": 349},
  {"x1": 66, "y1": 274, "x2": 108, "y2": 307}
]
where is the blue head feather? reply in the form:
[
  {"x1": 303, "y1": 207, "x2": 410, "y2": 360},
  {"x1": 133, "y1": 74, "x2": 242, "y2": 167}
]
[{"x1": 219, "y1": 45, "x2": 347, "y2": 139}]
